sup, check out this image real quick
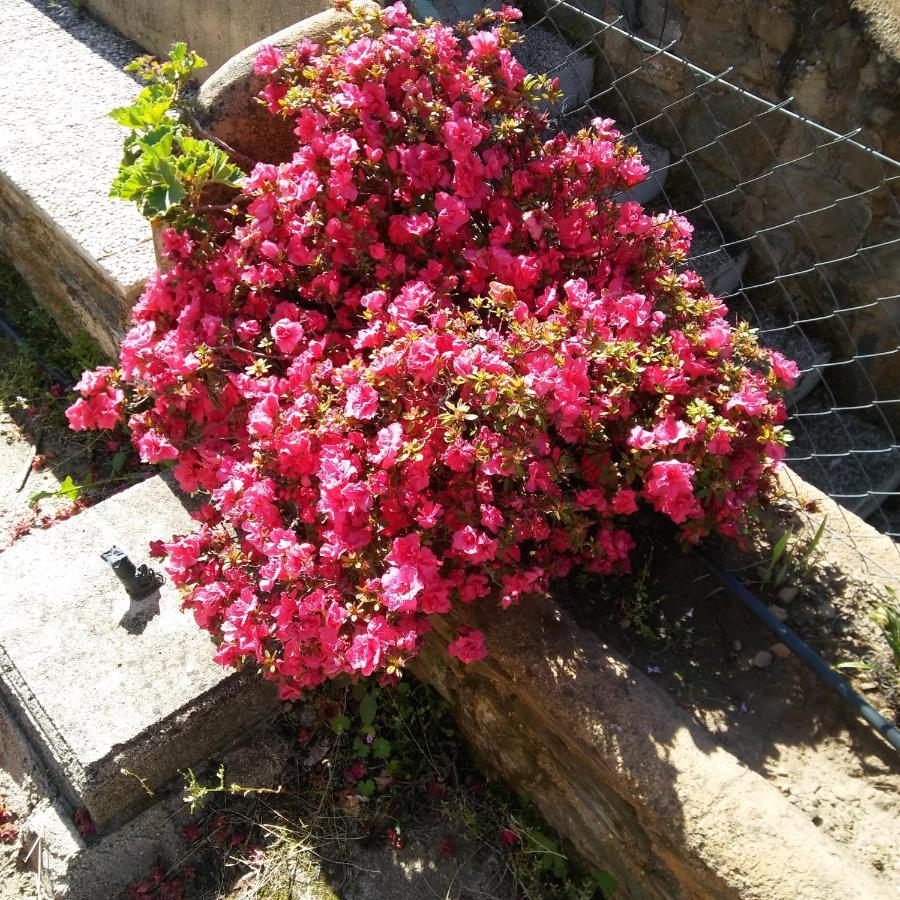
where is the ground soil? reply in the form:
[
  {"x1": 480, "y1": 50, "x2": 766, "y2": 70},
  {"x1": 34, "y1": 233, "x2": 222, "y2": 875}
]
[{"x1": 563, "y1": 505, "x2": 900, "y2": 886}]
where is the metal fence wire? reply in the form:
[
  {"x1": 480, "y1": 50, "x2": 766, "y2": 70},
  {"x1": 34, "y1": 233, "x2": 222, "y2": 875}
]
[{"x1": 413, "y1": 0, "x2": 900, "y2": 545}]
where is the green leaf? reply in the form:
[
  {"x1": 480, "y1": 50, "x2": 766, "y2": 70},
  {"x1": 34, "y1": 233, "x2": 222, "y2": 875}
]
[
  {"x1": 593, "y1": 870, "x2": 618, "y2": 896},
  {"x1": 329, "y1": 714, "x2": 351, "y2": 735},
  {"x1": 372, "y1": 737, "x2": 391, "y2": 759},
  {"x1": 111, "y1": 450, "x2": 128, "y2": 476},
  {"x1": 359, "y1": 692, "x2": 377, "y2": 727},
  {"x1": 58, "y1": 475, "x2": 82, "y2": 501},
  {"x1": 356, "y1": 778, "x2": 376, "y2": 797},
  {"x1": 142, "y1": 184, "x2": 169, "y2": 216}
]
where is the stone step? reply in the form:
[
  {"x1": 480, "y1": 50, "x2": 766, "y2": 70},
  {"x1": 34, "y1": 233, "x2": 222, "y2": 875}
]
[
  {"x1": 687, "y1": 222, "x2": 750, "y2": 296},
  {"x1": 0, "y1": 0, "x2": 156, "y2": 359},
  {"x1": 513, "y1": 24, "x2": 595, "y2": 116},
  {"x1": 615, "y1": 139, "x2": 671, "y2": 205},
  {"x1": 0, "y1": 475, "x2": 276, "y2": 833}
]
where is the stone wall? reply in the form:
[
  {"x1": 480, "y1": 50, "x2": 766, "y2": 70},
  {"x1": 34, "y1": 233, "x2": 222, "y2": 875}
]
[
  {"x1": 534, "y1": 0, "x2": 900, "y2": 433},
  {"x1": 71, "y1": 0, "x2": 332, "y2": 77},
  {"x1": 604, "y1": 0, "x2": 900, "y2": 157}
]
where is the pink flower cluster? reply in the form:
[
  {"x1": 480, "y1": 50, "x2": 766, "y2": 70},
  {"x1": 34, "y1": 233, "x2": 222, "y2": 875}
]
[{"x1": 69, "y1": 3, "x2": 795, "y2": 698}]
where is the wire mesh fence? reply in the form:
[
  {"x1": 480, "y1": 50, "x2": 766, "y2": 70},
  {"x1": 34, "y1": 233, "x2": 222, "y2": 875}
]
[{"x1": 416, "y1": 0, "x2": 900, "y2": 551}]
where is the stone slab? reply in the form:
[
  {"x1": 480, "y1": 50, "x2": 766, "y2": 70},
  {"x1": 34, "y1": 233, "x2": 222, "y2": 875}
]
[
  {"x1": 0, "y1": 475, "x2": 277, "y2": 832},
  {"x1": 615, "y1": 139, "x2": 670, "y2": 205},
  {"x1": 1, "y1": 686, "x2": 290, "y2": 900},
  {"x1": 0, "y1": 0, "x2": 156, "y2": 356}
]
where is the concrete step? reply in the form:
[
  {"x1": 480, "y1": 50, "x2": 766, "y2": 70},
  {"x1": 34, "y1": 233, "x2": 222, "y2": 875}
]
[
  {"x1": 0, "y1": 475, "x2": 276, "y2": 834},
  {"x1": 687, "y1": 223, "x2": 749, "y2": 296},
  {"x1": 754, "y1": 316, "x2": 832, "y2": 407},
  {"x1": 0, "y1": 0, "x2": 156, "y2": 358},
  {"x1": 513, "y1": 24, "x2": 595, "y2": 116},
  {"x1": 615, "y1": 139, "x2": 670, "y2": 205}
]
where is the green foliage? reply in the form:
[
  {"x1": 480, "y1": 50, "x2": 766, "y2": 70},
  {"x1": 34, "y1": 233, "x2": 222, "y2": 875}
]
[
  {"x1": 0, "y1": 262, "x2": 105, "y2": 389},
  {"x1": 314, "y1": 679, "x2": 615, "y2": 899},
  {"x1": 873, "y1": 590, "x2": 900, "y2": 668},
  {"x1": 181, "y1": 763, "x2": 281, "y2": 815},
  {"x1": 109, "y1": 43, "x2": 243, "y2": 226},
  {"x1": 758, "y1": 517, "x2": 827, "y2": 589}
]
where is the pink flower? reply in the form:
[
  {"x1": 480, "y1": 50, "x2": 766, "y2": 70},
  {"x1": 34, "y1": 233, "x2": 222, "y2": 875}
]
[
  {"x1": 347, "y1": 633, "x2": 382, "y2": 676},
  {"x1": 253, "y1": 44, "x2": 284, "y2": 76},
  {"x1": 74, "y1": 366, "x2": 116, "y2": 396},
  {"x1": 448, "y1": 627, "x2": 487, "y2": 664},
  {"x1": 707, "y1": 430, "x2": 732, "y2": 455},
  {"x1": 468, "y1": 30, "x2": 500, "y2": 60},
  {"x1": 770, "y1": 351, "x2": 800, "y2": 388},
  {"x1": 435, "y1": 192, "x2": 470, "y2": 234},
  {"x1": 452, "y1": 526, "x2": 497, "y2": 563},
  {"x1": 65, "y1": 398, "x2": 93, "y2": 432},
  {"x1": 644, "y1": 461, "x2": 701, "y2": 524},
  {"x1": 369, "y1": 422, "x2": 404, "y2": 469},
  {"x1": 271, "y1": 318, "x2": 304, "y2": 354},
  {"x1": 63, "y1": 3, "x2": 792, "y2": 698},
  {"x1": 381, "y1": 564, "x2": 423, "y2": 612},
  {"x1": 344, "y1": 383, "x2": 379, "y2": 420},
  {"x1": 726, "y1": 384, "x2": 769, "y2": 417},
  {"x1": 137, "y1": 430, "x2": 179, "y2": 464},
  {"x1": 611, "y1": 489, "x2": 638, "y2": 515}
]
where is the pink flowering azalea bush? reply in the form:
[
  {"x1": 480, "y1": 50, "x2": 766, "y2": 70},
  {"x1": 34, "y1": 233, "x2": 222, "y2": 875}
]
[{"x1": 68, "y1": 2, "x2": 797, "y2": 698}]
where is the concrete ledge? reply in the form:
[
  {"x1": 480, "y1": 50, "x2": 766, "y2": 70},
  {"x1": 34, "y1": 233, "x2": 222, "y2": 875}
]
[
  {"x1": 0, "y1": 476, "x2": 277, "y2": 832},
  {"x1": 0, "y1": 0, "x2": 156, "y2": 357}
]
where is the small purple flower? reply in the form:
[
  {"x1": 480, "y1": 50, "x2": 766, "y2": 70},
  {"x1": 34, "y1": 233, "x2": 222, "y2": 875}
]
[
  {"x1": 740, "y1": 701, "x2": 749, "y2": 714},
  {"x1": 646, "y1": 665, "x2": 661, "y2": 675},
  {"x1": 366, "y1": 734, "x2": 374, "y2": 744}
]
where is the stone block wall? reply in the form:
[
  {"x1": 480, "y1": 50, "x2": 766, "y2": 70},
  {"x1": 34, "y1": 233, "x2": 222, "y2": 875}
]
[
  {"x1": 530, "y1": 0, "x2": 900, "y2": 434},
  {"x1": 71, "y1": 0, "x2": 333, "y2": 78}
]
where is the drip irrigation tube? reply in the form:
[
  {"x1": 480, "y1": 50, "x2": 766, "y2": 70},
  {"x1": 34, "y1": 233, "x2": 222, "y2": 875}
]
[{"x1": 695, "y1": 548, "x2": 900, "y2": 753}]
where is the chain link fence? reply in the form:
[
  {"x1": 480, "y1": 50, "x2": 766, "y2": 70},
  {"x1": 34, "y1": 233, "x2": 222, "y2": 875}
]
[{"x1": 416, "y1": 0, "x2": 900, "y2": 549}]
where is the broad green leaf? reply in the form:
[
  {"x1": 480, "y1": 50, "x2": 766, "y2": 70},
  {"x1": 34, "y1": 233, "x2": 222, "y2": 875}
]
[
  {"x1": 593, "y1": 870, "x2": 618, "y2": 895},
  {"x1": 359, "y1": 692, "x2": 377, "y2": 727},
  {"x1": 111, "y1": 450, "x2": 128, "y2": 476},
  {"x1": 372, "y1": 737, "x2": 391, "y2": 759},
  {"x1": 58, "y1": 475, "x2": 82, "y2": 501},
  {"x1": 356, "y1": 778, "x2": 375, "y2": 797},
  {"x1": 329, "y1": 714, "x2": 351, "y2": 735}
]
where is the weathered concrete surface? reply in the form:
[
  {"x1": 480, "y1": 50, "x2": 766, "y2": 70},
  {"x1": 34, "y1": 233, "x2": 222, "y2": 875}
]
[
  {"x1": 194, "y1": 5, "x2": 369, "y2": 164},
  {"x1": 411, "y1": 471, "x2": 899, "y2": 899},
  {"x1": 72, "y1": 0, "x2": 333, "y2": 80},
  {"x1": 0, "y1": 690, "x2": 292, "y2": 900},
  {"x1": 0, "y1": 0, "x2": 156, "y2": 358},
  {"x1": 0, "y1": 475, "x2": 277, "y2": 832}
]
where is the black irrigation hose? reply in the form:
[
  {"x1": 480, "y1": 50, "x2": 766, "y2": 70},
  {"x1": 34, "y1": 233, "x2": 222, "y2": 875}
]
[
  {"x1": 0, "y1": 309, "x2": 72, "y2": 387},
  {"x1": 695, "y1": 548, "x2": 900, "y2": 753}
]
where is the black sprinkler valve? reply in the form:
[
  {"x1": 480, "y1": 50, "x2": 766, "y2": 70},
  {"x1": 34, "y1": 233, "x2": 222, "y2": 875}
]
[{"x1": 101, "y1": 546, "x2": 164, "y2": 599}]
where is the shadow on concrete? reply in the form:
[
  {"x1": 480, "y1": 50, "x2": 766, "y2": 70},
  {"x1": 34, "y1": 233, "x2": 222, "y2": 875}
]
[
  {"x1": 23, "y1": 0, "x2": 145, "y2": 74},
  {"x1": 117, "y1": 587, "x2": 161, "y2": 635}
]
